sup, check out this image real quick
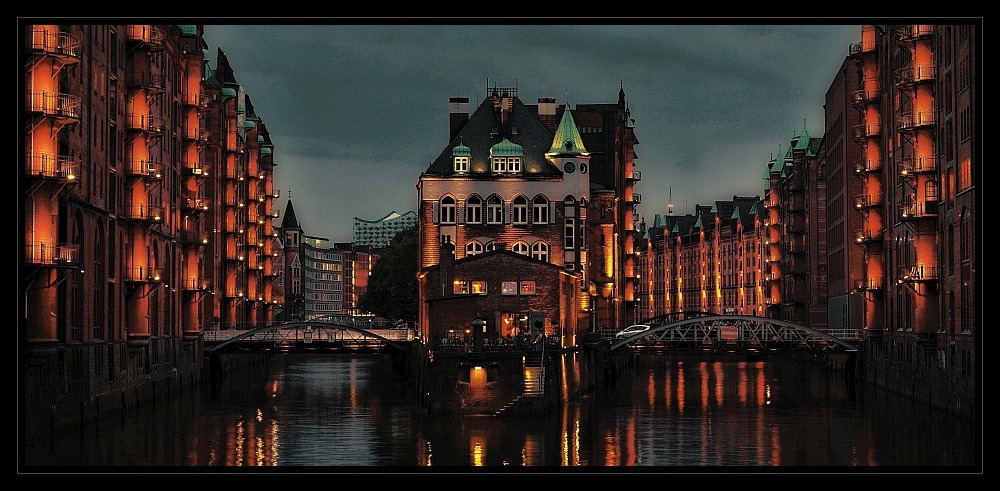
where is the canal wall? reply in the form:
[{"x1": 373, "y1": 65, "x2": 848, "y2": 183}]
[{"x1": 860, "y1": 351, "x2": 977, "y2": 422}]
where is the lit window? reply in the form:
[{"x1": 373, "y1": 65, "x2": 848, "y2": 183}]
[
  {"x1": 440, "y1": 196, "x2": 456, "y2": 224},
  {"x1": 454, "y1": 156, "x2": 469, "y2": 173},
  {"x1": 487, "y1": 195, "x2": 503, "y2": 224},
  {"x1": 532, "y1": 195, "x2": 548, "y2": 224},
  {"x1": 466, "y1": 195, "x2": 482, "y2": 224},
  {"x1": 471, "y1": 280, "x2": 487, "y2": 294},
  {"x1": 501, "y1": 281, "x2": 518, "y2": 295},
  {"x1": 508, "y1": 157, "x2": 521, "y2": 173},
  {"x1": 453, "y1": 280, "x2": 469, "y2": 294},
  {"x1": 531, "y1": 241, "x2": 548, "y2": 262},
  {"x1": 466, "y1": 240, "x2": 483, "y2": 256},
  {"x1": 492, "y1": 157, "x2": 507, "y2": 173},
  {"x1": 520, "y1": 281, "x2": 536, "y2": 295},
  {"x1": 512, "y1": 241, "x2": 529, "y2": 255},
  {"x1": 513, "y1": 196, "x2": 528, "y2": 225}
]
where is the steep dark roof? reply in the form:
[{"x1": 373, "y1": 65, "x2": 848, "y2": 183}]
[
  {"x1": 423, "y1": 96, "x2": 561, "y2": 178},
  {"x1": 280, "y1": 200, "x2": 300, "y2": 229}
]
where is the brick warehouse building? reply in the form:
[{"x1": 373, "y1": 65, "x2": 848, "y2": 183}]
[
  {"x1": 22, "y1": 24, "x2": 279, "y2": 431},
  {"x1": 416, "y1": 84, "x2": 640, "y2": 347}
]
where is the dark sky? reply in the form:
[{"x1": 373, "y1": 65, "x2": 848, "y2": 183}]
[{"x1": 202, "y1": 23, "x2": 860, "y2": 241}]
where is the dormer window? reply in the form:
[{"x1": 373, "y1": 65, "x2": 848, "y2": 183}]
[
  {"x1": 489, "y1": 138, "x2": 523, "y2": 174},
  {"x1": 508, "y1": 157, "x2": 521, "y2": 173},
  {"x1": 454, "y1": 155, "x2": 469, "y2": 173},
  {"x1": 452, "y1": 141, "x2": 471, "y2": 174},
  {"x1": 492, "y1": 157, "x2": 507, "y2": 173}
]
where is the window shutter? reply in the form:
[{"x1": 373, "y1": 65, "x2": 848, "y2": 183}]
[
  {"x1": 433, "y1": 202, "x2": 439, "y2": 224},
  {"x1": 549, "y1": 201, "x2": 555, "y2": 224}
]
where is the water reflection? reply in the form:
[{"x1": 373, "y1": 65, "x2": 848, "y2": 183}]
[{"x1": 24, "y1": 352, "x2": 978, "y2": 469}]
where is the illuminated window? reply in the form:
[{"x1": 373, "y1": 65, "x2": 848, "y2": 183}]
[
  {"x1": 454, "y1": 155, "x2": 469, "y2": 173},
  {"x1": 532, "y1": 195, "x2": 548, "y2": 224},
  {"x1": 492, "y1": 157, "x2": 507, "y2": 173},
  {"x1": 520, "y1": 281, "x2": 536, "y2": 295},
  {"x1": 471, "y1": 280, "x2": 487, "y2": 294},
  {"x1": 501, "y1": 281, "x2": 518, "y2": 295},
  {"x1": 531, "y1": 241, "x2": 548, "y2": 262},
  {"x1": 440, "y1": 196, "x2": 456, "y2": 224},
  {"x1": 453, "y1": 280, "x2": 469, "y2": 294},
  {"x1": 513, "y1": 196, "x2": 528, "y2": 224},
  {"x1": 487, "y1": 195, "x2": 504, "y2": 224},
  {"x1": 512, "y1": 241, "x2": 529, "y2": 255},
  {"x1": 466, "y1": 240, "x2": 483, "y2": 256},
  {"x1": 508, "y1": 157, "x2": 521, "y2": 173},
  {"x1": 466, "y1": 195, "x2": 482, "y2": 224}
]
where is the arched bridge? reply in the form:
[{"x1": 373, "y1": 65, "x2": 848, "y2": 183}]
[
  {"x1": 204, "y1": 316, "x2": 412, "y2": 354},
  {"x1": 610, "y1": 315, "x2": 858, "y2": 353}
]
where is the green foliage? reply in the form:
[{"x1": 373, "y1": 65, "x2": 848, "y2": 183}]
[{"x1": 358, "y1": 225, "x2": 418, "y2": 322}]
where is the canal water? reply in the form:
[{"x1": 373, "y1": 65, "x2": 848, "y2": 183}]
[{"x1": 23, "y1": 352, "x2": 980, "y2": 470}]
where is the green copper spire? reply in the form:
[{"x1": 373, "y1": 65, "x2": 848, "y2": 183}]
[{"x1": 547, "y1": 105, "x2": 589, "y2": 156}]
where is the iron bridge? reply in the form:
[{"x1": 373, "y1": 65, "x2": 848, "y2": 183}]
[
  {"x1": 610, "y1": 315, "x2": 858, "y2": 353},
  {"x1": 204, "y1": 315, "x2": 412, "y2": 354}
]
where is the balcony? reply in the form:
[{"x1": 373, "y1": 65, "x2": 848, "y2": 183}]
[
  {"x1": 124, "y1": 158, "x2": 162, "y2": 180},
  {"x1": 26, "y1": 91, "x2": 80, "y2": 122},
  {"x1": 267, "y1": 189, "x2": 281, "y2": 199},
  {"x1": 25, "y1": 153, "x2": 78, "y2": 181},
  {"x1": 848, "y1": 39, "x2": 876, "y2": 57},
  {"x1": 125, "y1": 204, "x2": 163, "y2": 222},
  {"x1": 125, "y1": 25, "x2": 165, "y2": 50},
  {"x1": 851, "y1": 122, "x2": 881, "y2": 142},
  {"x1": 178, "y1": 229, "x2": 209, "y2": 245},
  {"x1": 126, "y1": 70, "x2": 165, "y2": 93},
  {"x1": 24, "y1": 242, "x2": 79, "y2": 267},
  {"x1": 182, "y1": 278, "x2": 212, "y2": 291},
  {"x1": 226, "y1": 248, "x2": 247, "y2": 262},
  {"x1": 786, "y1": 242, "x2": 805, "y2": 254},
  {"x1": 896, "y1": 25, "x2": 935, "y2": 41},
  {"x1": 850, "y1": 87, "x2": 880, "y2": 107},
  {"x1": 224, "y1": 221, "x2": 245, "y2": 234},
  {"x1": 899, "y1": 156, "x2": 937, "y2": 176},
  {"x1": 185, "y1": 126, "x2": 210, "y2": 143},
  {"x1": 855, "y1": 278, "x2": 884, "y2": 292},
  {"x1": 225, "y1": 289, "x2": 245, "y2": 299},
  {"x1": 182, "y1": 197, "x2": 210, "y2": 214},
  {"x1": 628, "y1": 193, "x2": 642, "y2": 204},
  {"x1": 896, "y1": 65, "x2": 936, "y2": 86},
  {"x1": 183, "y1": 159, "x2": 209, "y2": 177},
  {"x1": 125, "y1": 113, "x2": 165, "y2": 135},
  {"x1": 184, "y1": 93, "x2": 211, "y2": 110},
  {"x1": 28, "y1": 28, "x2": 81, "y2": 64},
  {"x1": 124, "y1": 266, "x2": 164, "y2": 283},
  {"x1": 627, "y1": 170, "x2": 641, "y2": 182},
  {"x1": 854, "y1": 194, "x2": 882, "y2": 209},
  {"x1": 853, "y1": 158, "x2": 882, "y2": 175},
  {"x1": 854, "y1": 229, "x2": 882, "y2": 244},
  {"x1": 900, "y1": 200, "x2": 939, "y2": 220},
  {"x1": 899, "y1": 265, "x2": 937, "y2": 283},
  {"x1": 897, "y1": 111, "x2": 936, "y2": 131}
]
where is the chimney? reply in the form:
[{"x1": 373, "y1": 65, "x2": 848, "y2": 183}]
[
  {"x1": 537, "y1": 97, "x2": 557, "y2": 134},
  {"x1": 449, "y1": 97, "x2": 469, "y2": 141}
]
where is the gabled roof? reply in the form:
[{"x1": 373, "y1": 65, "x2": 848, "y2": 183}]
[{"x1": 423, "y1": 96, "x2": 560, "y2": 178}]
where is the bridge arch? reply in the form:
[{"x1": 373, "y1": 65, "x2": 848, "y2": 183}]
[
  {"x1": 610, "y1": 315, "x2": 858, "y2": 353},
  {"x1": 205, "y1": 318, "x2": 410, "y2": 354}
]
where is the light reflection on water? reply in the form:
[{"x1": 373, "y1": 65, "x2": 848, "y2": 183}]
[{"x1": 25, "y1": 353, "x2": 978, "y2": 469}]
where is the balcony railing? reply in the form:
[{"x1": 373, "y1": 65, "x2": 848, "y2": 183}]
[
  {"x1": 125, "y1": 204, "x2": 164, "y2": 222},
  {"x1": 125, "y1": 158, "x2": 162, "y2": 179},
  {"x1": 26, "y1": 91, "x2": 80, "y2": 120},
  {"x1": 850, "y1": 87, "x2": 880, "y2": 106},
  {"x1": 900, "y1": 200, "x2": 939, "y2": 219},
  {"x1": 183, "y1": 197, "x2": 210, "y2": 213},
  {"x1": 182, "y1": 278, "x2": 212, "y2": 291},
  {"x1": 184, "y1": 93, "x2": 211, "y2": 109},
  {"x1": 854, "y1": 229, "x2": 882, "y2": 243},
  {"x1": 854, "y1": 194, "x2": 882, "y2": 209},
  {"x1": 896, "y1": 24, "x2": 935, "y2": 40},
  {"x1": 124, "y1": 266, "x2": 164, "y2": 283},
  {"x1": 627, "y1": 170, "x2": 642, "y2": 181},
  {"x1": 25, "y1": 242, "x2": 79, "y2": 267},
  {"x1": 851, "y1": 122, "x2": 881, "y2": 141},
  {"x1": 854, "y1": 278, "x2": 884, "y2": 291},
  {"x1": 126, "y1": 71, "x2": 165, "y2": 92},
  {"x1": 178, "y1": 229, "x2": 209, "y2": 245},
  {"x1": 899, "y1": 265, "x2": 938, "y2": 282},
  {"x1": 899, "y1": 156, "x2": 937, "y2": 176},
  {"x1": 853, "y1": 159, "x2": 882, "y2": 175},
  {"x1": 225, "y1": 289, "x2": 246, "y2": 298},
  {"x1": 267, "y1": 189, "x2": 281, "y2": 199},
  {"x1": 226, "y1": 248, "x2": 247, "y2": 261},
  {"x1": 28, "y1": 28, "x2": 81, "y2": 60},
  {"x1": 25, "y1": 152, "x2": 78, "y2": 180},
  {"x1": 184, "y1": 159, "x2": 208, "y2": 177},
  {"x1": 628, "y1": 193, "x2": 642, "y2": 204},
  {"x1": 896, "y1": 65, "x2": 936, "y2": 86},
  {"x1": 897, "y1": 111, "x2": 936, "y2": 130},
  {"x1": 186, "y1": 127, "x2": 210, "y2": 143},
  {"x1": 848, "y1": 39, "x2": 876, "y2": 56},
  {"x1": 125, "y1": 113, "x2": 165, "y2": 134},
  {"x1": 125, "y1": 25, "x2": 165, "y2": 48}
]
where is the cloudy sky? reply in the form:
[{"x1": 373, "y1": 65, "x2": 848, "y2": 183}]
[{"x1": 202, "y1": 22, "x2": 860, "y2": 242}]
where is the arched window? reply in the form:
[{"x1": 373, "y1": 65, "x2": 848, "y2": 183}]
[
  {"x1": 513, "y1": 196, "x2": 528, "y2": 225},
  {"x1": 466, "y1": 240, "x2": 483, "y2": 257},
  {"x1": 512, "y1": 241, "x2": 529, "y2": 255},
  {"x1": 487, "y1": 195, "x2": 503, "y2": 224},
  {"x1": 532, "y1": 195, "x2": 549, "y2": 224},
  {"x1": 486, "y1": 241, "x2": 503, "y2": 252},
  {"x1": 440, "y1": 196, "x2": 456, "y2": 224},
  {"x1": 466, "y1": 195, "x2": 482, "y2": 224},
  {"x1": 531, "y1": 241, "x2": 549, "y2": 262}
]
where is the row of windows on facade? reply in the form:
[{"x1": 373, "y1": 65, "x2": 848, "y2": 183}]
[
  {"x1": 453, "y1": 156, "x2": 522, "y2": 174},
  {"x1": 451, "y1": 280, "x2": 536, "y2": 296},
  {"x1": 445, "y1": 216, "x2": 583, "y2": 257},
  {"x1": 435, "y1": 195, "x2": 580, "y2": 225}
]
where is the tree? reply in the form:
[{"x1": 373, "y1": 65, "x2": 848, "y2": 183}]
[{"x1": 359, "y1": 225, "x2": 418, "y2": 322}]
